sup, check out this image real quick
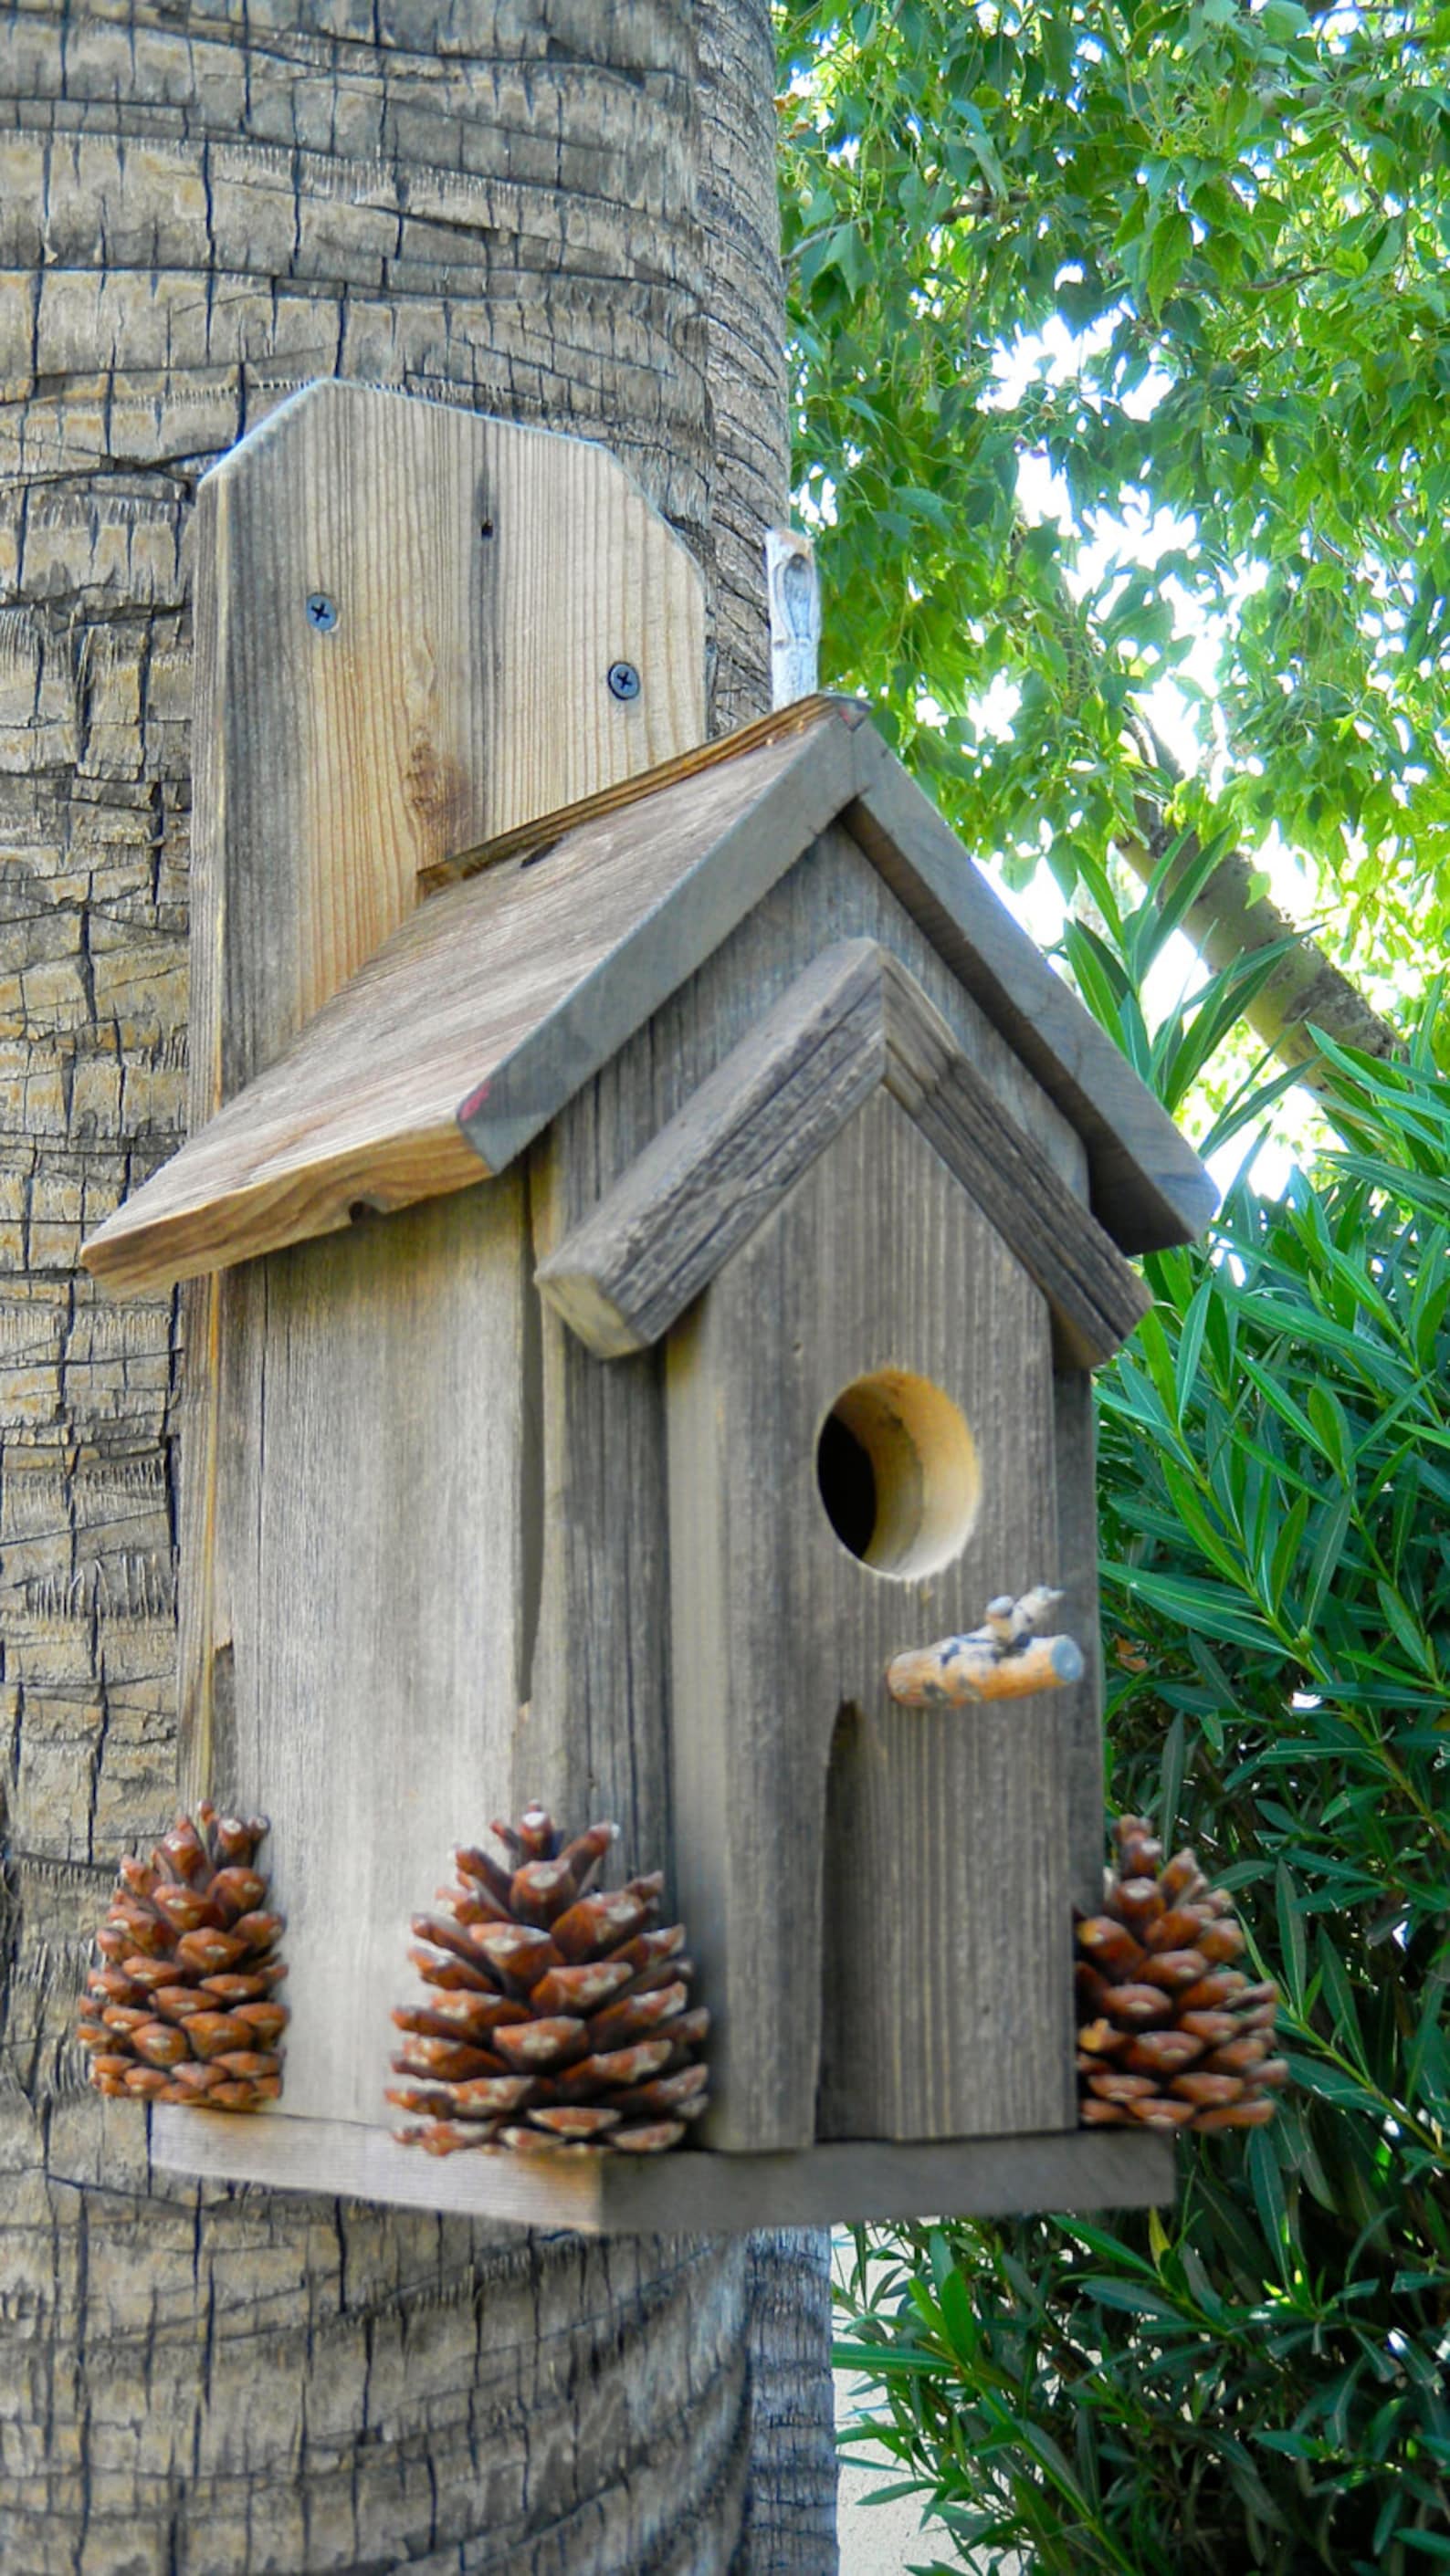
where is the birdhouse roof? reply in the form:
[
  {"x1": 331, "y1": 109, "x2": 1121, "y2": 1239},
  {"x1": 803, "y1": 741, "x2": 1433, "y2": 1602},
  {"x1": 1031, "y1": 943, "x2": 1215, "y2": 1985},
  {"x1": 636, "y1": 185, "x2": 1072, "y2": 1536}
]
[{"x1": 81, "y1": 698, "x2": 1214, "y2": 1295}]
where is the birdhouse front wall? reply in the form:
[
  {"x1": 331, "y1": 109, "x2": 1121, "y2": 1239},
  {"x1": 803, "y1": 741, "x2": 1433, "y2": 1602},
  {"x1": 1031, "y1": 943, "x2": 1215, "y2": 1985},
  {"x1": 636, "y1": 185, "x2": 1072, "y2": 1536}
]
[
  {"x1": 516, "y1": 821, "x2": 1098, "y2": 1817},
  {"x1": 668, "y1": 1087, "x2": 1077, "y2": 2153}
]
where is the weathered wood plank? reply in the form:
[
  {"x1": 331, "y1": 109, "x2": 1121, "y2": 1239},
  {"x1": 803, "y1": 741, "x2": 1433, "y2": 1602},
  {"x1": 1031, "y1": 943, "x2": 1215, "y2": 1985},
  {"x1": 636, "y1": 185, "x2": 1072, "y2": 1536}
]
[
  {"x1": 846, "y1": 739, "x2": 1218, "y2": 1252},
  {"x1": 1054, "y1": 1369, "x2": 1109, "y2": 1918},
  {"x1": 192, "y1": 379, "x2": 706, "y2": 1124},
  {"x1": 418, "y1": 689, "x2": 868, "y2": 891},
  {"x1": 877, "y1": 950, "x2": 1153, "y2": 1368},
  {"x1": 538, "y1": 939, "x2": 1151, "y2": 1368},
  {"x1": 81, "y1": 713, "x2": 859, "y2": 1293},
  {"x1": 151, "y1": 2109, "x2": 1175, "y2": 2234},
  {"x1": 537, "y1": 939, "x2": 888, "y2": 1355},
  {"x1": 668, "y1": 1091, "x2": 1076, "y2": 2152},
  {"x1": 206, "y1": 1184, "x2": 529, "y2": 2129}
]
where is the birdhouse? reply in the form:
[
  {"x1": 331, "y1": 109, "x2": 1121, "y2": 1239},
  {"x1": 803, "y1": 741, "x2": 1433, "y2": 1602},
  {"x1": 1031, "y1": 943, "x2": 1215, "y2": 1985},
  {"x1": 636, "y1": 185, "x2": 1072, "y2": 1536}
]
[{"x1": 81, "y1": 383, "x2": 1214, "y2": 2233}]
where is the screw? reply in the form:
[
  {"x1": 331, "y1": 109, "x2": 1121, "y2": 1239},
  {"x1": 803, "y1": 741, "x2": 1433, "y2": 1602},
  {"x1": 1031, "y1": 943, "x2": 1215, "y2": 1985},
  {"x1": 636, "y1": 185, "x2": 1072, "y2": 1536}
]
[
  {"x1": 306, "y1": 592, "x2": 338, "y2": 632},
  {"x1": 607, "y1": 660, "x2": 641, "y2": 702}
]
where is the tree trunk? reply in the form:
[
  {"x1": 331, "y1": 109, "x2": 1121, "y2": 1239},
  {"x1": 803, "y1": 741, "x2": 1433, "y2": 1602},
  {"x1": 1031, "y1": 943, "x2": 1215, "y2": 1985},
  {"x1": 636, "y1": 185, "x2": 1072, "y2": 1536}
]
[
  {"x1": 0, "y1": 6, "x2": 837, "y2": 2567},
  {"x1": 1119, "y1": 726, "x2": 1400, "y2": 1086}
]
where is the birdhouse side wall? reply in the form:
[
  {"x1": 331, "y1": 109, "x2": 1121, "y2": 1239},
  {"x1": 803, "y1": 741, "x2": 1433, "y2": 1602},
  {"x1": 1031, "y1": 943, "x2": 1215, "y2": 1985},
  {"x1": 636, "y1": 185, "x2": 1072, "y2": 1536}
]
[
  {"x1": 198, "y1": 1179, "x2": 531, "y2": 2131},
  {"x1": 667, "y1": 1089, "x2": 1077, "y2": 2153}
]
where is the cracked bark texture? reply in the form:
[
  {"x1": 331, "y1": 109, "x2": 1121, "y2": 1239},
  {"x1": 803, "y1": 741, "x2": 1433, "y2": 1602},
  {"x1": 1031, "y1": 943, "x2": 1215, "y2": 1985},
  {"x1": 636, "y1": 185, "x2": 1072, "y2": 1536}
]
[{"x1": 0, "y1": 4, "x2": 837, "y2": 2568}]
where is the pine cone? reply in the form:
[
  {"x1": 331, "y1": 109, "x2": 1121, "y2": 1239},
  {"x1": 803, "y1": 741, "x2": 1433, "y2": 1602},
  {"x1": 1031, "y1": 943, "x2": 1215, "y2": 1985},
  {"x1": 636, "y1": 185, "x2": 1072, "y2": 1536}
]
[
  {"x1": 389, "y1": 1805, "x2": 710, "y2": 2157},
  {"x1": 76, "y1": 1807, "x2": 287, "y2": 2110},
  {"x1": 1077, "y1": 1816, "x2": 1287, "y2": 2134}
]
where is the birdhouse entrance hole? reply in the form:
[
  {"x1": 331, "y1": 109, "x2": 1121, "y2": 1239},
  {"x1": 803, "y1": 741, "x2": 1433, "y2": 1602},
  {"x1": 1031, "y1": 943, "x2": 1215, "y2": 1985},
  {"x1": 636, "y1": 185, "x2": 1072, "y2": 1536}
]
[{"x1": 815, "y1": 1370, "x2": 980, "y2": 1577}]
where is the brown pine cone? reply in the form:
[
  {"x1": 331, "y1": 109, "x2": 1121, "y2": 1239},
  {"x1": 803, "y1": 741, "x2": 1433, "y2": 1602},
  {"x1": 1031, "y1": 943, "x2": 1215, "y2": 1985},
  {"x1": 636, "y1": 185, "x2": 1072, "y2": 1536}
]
[
  {"x1": 76, "y1": 1807, "x2": 287, "y2": 2110},
  {"x1": 389, "y1": 1806, "x2": 709, "y2": 2158},
  {"x1": 1077, "y1": 1816, "x2": 1287, "y2": 2135}
]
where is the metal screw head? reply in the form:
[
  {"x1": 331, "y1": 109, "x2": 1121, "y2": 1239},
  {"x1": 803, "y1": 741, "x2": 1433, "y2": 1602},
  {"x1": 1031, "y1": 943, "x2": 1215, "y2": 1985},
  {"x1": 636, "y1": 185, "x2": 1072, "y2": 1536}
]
[
  {"x1": 306, "y1": 592, "x2": 338, "y2": 632},
  {"x1": 607, "y1": 660, "x2": 641, "y2": 701}
]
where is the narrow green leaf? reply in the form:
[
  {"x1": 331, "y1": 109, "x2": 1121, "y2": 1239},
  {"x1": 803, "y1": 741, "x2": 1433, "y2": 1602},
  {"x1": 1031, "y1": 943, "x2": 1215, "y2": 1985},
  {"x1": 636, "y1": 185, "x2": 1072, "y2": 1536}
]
[
  {"x1": 1276, "y1": 1861, "x2": 1308, "y2": 2013},
  {"x1": 1158, "y1": 1712, "x2": 1187, "y2": 1850}
]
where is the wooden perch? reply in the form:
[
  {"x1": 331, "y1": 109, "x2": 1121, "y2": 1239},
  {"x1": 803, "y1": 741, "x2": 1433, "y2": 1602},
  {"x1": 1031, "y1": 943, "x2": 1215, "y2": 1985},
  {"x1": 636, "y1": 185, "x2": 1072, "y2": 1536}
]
[{"x1": 887, "y1": 1589, "x2": 1085, "y2": 1707}]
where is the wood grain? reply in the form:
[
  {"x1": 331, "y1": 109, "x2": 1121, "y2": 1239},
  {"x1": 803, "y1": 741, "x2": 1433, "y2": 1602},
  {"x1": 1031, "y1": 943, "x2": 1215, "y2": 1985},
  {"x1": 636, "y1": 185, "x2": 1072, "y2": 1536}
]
[
  {"x1": 877, "y1": 951, "x2": 1154, "y2": 1368},
  {"x1": 205, "y1": 1184, "x2": 530, "y2": 2130},
  {"x1": 417, "y1": 690, "x2": 870, "y2": 891},
  {"x1": 846, "y1": 742, "x2": 1219, "y2": 1253},
  {"x1": 536, "y1": 939, "x2": 888, "y2": 1355},
  {"x1": 667, "y1": 1090, "x2": 1077, "y2": 2152},
  {"x1": 1055, "y1": 1368, "x2": 1110, "y2": 1917},
  {"x1": 151, "y1": 2108, "x2": 1175, "y2": 2234},
  {"x1": 80, "y1": 712, "x2": 860, "y2": 1293},
  {"x1": 538, "y1": 938, "x2": 1151, "y2": 1368},
  {"x1": 190, "y1": 379, "x2": 706, "y2": 1126}
]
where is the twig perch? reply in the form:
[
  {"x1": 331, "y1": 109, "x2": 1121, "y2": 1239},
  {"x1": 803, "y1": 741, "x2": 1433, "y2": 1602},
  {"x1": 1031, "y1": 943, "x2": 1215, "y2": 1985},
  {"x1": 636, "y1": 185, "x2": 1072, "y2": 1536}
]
[{"x1": 886, "y1": 1588, "x2": 1084, "y2": 1708}]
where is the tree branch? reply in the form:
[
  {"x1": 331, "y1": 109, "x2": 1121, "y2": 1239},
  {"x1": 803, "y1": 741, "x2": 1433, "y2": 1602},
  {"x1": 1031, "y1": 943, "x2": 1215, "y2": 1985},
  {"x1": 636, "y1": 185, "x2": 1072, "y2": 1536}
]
[{"x1": 1118, "y1": 737, "x2": 1401, "y2": 1086}]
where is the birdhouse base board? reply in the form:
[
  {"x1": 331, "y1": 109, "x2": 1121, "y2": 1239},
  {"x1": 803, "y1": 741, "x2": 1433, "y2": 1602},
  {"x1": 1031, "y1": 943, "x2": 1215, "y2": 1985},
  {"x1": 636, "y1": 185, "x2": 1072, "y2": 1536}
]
[{"x1": 150, "y1": 2108, "x2": 1173, "y2": 2234}]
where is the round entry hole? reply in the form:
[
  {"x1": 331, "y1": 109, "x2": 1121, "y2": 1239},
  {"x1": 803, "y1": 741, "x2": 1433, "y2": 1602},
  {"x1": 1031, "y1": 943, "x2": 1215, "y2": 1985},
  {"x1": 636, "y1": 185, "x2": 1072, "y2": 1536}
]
[{"x1": 815, "y1": 1369, "x2": 980, "y2": 1578}]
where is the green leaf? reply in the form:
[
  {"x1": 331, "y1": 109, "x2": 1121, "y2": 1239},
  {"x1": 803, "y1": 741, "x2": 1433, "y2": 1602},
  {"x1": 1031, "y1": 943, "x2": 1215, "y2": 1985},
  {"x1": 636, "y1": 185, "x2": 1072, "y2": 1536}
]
[
  {"x1": 1077, "y1": 2276, "x2": 1188, "y2": 2324},
  {"x1": 1159, "y1": 1711, "x2": 1187, "y2": 1848},
  {"x1": 1145, "y1": 206, "x2": 1193, "y2": 313},
  {"x1": 1276, "y1": 1860, "x2": 1308, "y2": 2014},
  {"x1": 1110, "y1": 1565, "x2": 1280, "y2": 1652},
  {"x1": 1246, "y1": 2129, "x2": 1294, "y2": 2288}
]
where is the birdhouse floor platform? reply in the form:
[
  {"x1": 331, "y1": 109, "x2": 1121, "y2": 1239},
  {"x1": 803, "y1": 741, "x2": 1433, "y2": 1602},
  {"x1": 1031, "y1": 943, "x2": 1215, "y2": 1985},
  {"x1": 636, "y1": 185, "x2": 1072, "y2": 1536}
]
[{"x1": 151, "y1": 2107, "x2": 1172, "y2": 2236}]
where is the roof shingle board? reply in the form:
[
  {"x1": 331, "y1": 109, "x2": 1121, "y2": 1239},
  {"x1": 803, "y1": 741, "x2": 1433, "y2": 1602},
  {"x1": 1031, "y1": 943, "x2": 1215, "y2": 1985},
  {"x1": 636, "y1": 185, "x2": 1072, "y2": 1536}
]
[{"x1": 81, "y1": 704, "x2": 1214, "y2": 1294}]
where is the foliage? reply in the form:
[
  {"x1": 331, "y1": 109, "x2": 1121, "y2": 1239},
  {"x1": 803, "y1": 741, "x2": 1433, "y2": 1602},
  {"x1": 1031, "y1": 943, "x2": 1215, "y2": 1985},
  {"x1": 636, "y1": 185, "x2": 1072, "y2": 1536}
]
[
  {"x1": 777, "y1": 2, "x2": 1450, "y2": 980},
  {"x1": 832, "y1": 903, "x2": 1450, "y2": 2571}
]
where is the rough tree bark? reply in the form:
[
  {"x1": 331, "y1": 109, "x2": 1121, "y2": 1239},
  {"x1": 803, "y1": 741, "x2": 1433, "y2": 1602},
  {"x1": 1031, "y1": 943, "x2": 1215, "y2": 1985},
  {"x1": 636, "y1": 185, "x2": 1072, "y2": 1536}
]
[{"x1": 0, "y1": 5, "x2": 837, "y2": 2568}]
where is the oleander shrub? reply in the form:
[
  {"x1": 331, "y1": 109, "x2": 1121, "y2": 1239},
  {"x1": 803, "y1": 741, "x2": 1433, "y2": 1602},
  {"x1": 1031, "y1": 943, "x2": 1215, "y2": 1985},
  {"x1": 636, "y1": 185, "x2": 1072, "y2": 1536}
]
[{"x1": 835, "y1": 953, "x2": 1450, "y2": 2572}]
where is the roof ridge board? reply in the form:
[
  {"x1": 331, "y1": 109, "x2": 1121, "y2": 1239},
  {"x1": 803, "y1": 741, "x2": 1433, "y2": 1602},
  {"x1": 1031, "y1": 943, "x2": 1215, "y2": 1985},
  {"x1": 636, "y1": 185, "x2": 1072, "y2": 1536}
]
[{"x1": 419, "y1": 691, "x2": 872, "y2": 891}]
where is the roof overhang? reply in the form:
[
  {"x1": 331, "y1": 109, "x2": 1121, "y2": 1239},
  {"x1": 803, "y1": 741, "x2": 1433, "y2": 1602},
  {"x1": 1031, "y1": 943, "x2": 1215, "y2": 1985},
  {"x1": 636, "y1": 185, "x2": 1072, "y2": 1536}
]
[{"x1": 81, "y1": 700, "x2": 1215, "y2": 1295}]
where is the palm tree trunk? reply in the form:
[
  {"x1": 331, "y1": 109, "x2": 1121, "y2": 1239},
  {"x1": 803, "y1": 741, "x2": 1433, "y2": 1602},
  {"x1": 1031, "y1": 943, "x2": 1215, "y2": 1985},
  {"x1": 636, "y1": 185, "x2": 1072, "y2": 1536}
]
[{"x1": 0, "y1": 5, "x2": 835, "y2": 2566}]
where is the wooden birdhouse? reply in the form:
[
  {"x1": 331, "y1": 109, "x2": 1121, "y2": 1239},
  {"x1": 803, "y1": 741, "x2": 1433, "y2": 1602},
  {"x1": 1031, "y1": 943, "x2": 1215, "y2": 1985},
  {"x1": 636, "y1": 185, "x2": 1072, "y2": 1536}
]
[{"x1": 81, "y1": 382, "x2": 1215, "y2": 2233}]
